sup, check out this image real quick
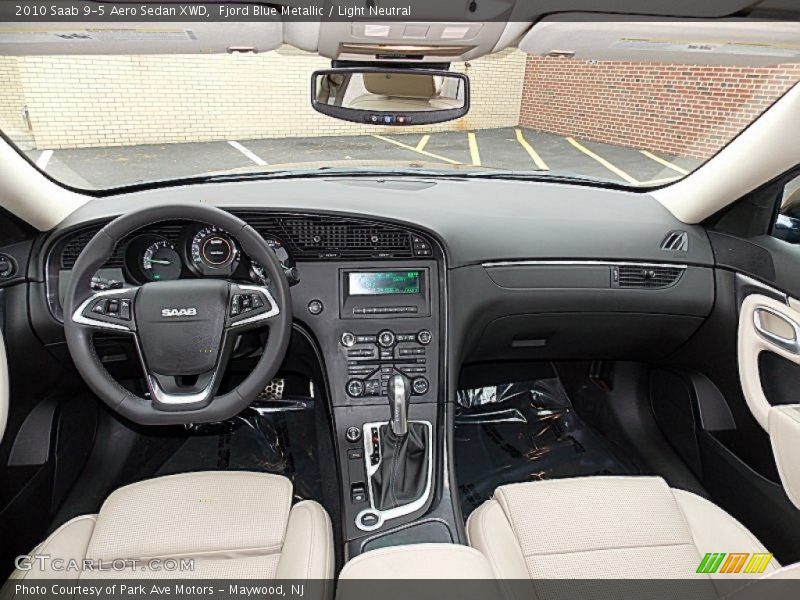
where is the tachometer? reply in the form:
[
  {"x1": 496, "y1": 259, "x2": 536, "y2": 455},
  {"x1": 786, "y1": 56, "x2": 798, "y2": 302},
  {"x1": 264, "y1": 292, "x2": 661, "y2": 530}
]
[
  {"x1": 188, "y1": 226, "x2": 240, "y2": 276},
  {"x1": 142, "y1": 240, "x2": 181, "y2": 281}
]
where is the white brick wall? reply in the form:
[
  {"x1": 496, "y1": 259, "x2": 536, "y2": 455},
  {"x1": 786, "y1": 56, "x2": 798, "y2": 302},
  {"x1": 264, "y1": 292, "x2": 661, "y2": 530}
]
[
  {"x1": 0, "y1": 47, "x2": 527, "y2": 149},
  {"x1": 0, "y1": 57, "x2": 29, "y2": 143}
]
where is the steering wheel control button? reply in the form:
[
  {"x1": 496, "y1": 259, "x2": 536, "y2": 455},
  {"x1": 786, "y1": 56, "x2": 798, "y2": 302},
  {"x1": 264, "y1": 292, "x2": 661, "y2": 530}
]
[
  {"x1": 412, "y1": 377, "x2": 430, "y2": 395},
  {"x1": 345, "y1": 426, "x2": 362, "y2": 443},
  {"x1": 341, "y1": 332, "x2": 356, "y2": 347},
  {"x1": 417, "y1": 329, "x2": 433, "y2": 345},
  {"x1": 347, "y1": 379, "x2": 365, "y2": 398},
  {"x1": 120, "y1": 299, "x2": 132, "y2": 320},
  {"x1": 307, "y1": 299, "x2": 324, "y2": 315},
  {"x1": 0, "y1": 254, "x2": 15, "y2": 279},
  {"x1": 377, "y1": 330, "x2": 396, "y2": 348}
]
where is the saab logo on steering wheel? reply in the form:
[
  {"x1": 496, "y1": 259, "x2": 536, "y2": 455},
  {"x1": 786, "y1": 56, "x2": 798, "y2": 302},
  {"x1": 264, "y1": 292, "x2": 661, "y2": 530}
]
[{"x1": 161, "y1": 307, "x2": 198, "y2": 317}]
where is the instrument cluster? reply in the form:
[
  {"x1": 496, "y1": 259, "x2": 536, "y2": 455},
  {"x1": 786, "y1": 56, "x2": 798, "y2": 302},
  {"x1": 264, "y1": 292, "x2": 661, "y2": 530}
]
[{"x1": 123, "y1": 224, "x2": 295, "y2": 285}]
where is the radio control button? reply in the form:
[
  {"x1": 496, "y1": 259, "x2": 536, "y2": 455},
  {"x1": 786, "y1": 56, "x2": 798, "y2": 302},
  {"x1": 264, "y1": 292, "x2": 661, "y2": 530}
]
[
  {"x1": 377, "y1": 330, "x2": 396, "y2": 347},
  {"x1": 412, "y1": 377, "x2": 429, "y2": 395},
  {"x1": 341, "y1": 332, "x2": 356, "y2": 347},
  {"x1": 417, "y1": 330, "x2": 433, "y2": 345}
]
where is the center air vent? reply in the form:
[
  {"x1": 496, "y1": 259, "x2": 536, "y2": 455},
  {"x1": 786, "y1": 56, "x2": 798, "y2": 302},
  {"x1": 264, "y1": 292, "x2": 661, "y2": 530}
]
[
  {"x1": 614, "y1": 264, "x2": 685, "y2": 289},
  {"x1": 661, "y1": 230, "x2": 688, "y2": 252},
  {"x1": 229, "y1": 213, "x2": 432, "y2": 260}
]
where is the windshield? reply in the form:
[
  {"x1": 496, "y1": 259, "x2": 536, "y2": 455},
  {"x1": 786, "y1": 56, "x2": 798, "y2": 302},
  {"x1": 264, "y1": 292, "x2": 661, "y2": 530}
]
[{"x1": 1, "y1": 44, "x2": 798, "y2": 190}]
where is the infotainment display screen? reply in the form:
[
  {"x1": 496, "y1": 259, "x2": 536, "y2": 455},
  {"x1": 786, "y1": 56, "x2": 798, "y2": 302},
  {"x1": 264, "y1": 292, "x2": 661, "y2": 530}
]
[{"x1": 348, "y1": 271, "x2": 421, "y2": 295}]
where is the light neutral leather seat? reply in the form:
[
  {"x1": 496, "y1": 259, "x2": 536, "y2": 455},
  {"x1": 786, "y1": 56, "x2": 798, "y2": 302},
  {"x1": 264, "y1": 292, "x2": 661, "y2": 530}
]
[
  {"x1": 467, "y1": 476, "x2": 780, "y2": 580},
  {"x1": 12, "y1": 471, "x2": 333, "y2": 580},
  {"x1": 339, "y1": 543, "x2": 495, "y2": 579}
]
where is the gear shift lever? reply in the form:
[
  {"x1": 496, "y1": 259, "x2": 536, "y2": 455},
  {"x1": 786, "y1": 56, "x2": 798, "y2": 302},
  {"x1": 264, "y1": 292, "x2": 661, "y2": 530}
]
[
  {"x1": 371, "y1": 373, "x2": 428, "y2": 511},
  {"x1": 387, "y1": 374, "x2": 410, "y2": 436}
]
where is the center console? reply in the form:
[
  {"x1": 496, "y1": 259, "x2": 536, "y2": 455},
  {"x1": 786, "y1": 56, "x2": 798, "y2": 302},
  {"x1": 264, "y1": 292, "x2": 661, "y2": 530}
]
[{"x1": 290, "y1": 250, "x2": 446, "y2": 554}]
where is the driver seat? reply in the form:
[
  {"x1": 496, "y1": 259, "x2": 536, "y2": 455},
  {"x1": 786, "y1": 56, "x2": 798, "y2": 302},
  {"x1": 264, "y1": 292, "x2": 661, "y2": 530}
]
[{"x1": 10, "y1": 471, "x2": 334, "y2": 580}]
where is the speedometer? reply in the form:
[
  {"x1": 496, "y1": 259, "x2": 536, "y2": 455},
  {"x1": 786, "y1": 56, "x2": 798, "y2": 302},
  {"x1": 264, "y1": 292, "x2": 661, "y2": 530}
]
[
  {"x1": 188, "y1": 226, "x2": 240, "y2": 276},
  {"x1": 142, "y1": 240, "x2": 181, "y2": 281}
]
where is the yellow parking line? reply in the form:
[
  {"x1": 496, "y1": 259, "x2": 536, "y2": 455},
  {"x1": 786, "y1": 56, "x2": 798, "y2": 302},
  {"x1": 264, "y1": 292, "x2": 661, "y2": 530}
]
[
  {"x1": 416, "y1": 135, "x2": 430, "y2": 152},
  {"x1": 468, "y1": 132, "x2": 481, "y2": 166},
  {"x1": 566, "y1": 137, "x2": 640, "y2": 185},
  {"x1": 515, "y1": 129, "x2": 549, "y2": 170},
  {"x1": 372, "y1": 134, "x2": 461, "y2": 165},
  {"x1": 640, "y1": 150, "x2": 689, "y2": 175}
]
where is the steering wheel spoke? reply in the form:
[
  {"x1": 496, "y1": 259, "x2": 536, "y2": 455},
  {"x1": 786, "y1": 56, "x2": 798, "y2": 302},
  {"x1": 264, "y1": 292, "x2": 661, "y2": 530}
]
[
  {"x1": 72, "y1": 287, "x2": 139, "y2": 333},
  {"x1": 226, "y1": 283, "x2": 281, "y2": 332},
  {"x1": 146, "y1": 368, "x2": 221, "y2": 410}
]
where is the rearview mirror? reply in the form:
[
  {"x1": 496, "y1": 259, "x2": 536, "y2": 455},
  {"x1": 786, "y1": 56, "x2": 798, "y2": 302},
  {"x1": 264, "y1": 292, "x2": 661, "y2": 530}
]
[{"x1": 311, "y1": 68, "x2": 469, "y2": 126}]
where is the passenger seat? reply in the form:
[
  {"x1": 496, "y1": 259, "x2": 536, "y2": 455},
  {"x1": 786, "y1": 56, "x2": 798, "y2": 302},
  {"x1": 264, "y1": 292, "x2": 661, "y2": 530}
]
[{"x1": 467, "y1": 476, "x2": 780, "y2": 579}]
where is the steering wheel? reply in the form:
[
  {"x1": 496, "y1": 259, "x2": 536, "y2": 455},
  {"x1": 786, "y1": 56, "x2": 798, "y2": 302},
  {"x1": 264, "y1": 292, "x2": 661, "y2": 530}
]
[{"x1": 64, "y1": 204, "x2": 293, "y2": 426}]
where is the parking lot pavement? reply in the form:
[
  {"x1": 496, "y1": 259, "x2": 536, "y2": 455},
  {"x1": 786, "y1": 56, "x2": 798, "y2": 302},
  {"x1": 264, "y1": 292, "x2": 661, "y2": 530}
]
[{"x1": 34, "y1": 127, "x2": 703, "y2": 190}]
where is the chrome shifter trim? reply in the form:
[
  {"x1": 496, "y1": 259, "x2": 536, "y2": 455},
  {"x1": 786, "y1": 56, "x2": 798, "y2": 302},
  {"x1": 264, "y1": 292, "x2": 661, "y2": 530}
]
[
  {"x1": 388, "y1": 375, "x2": 409, "y2": 436},
  {"x1": 355, "y1": 419, "x2": 433, "y2": 532}
]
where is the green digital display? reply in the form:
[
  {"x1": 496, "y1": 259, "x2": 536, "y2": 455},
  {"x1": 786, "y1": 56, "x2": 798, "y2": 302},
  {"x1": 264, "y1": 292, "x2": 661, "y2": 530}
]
[{"x1": 349, "y1": 271, "x2": 421, "y2": 295}]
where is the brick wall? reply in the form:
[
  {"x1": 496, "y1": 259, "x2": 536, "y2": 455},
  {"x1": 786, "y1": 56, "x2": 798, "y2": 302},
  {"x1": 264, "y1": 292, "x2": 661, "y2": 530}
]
[
  {"x1": 0, "y1": 57, "x2": 28, "y2": 143},
  {"x1": 0, "y1": 48, "x2": 526, "y2": 149},
  {"x1": 519, "y1": 56, "x2": 800, "y2": 159}
]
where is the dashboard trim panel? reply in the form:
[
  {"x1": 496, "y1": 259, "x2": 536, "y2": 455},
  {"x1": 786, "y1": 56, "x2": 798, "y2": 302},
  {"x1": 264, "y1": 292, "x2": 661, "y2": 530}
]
[{"x1": 482, "y1": 260, "x2": 688, "y2": 269}]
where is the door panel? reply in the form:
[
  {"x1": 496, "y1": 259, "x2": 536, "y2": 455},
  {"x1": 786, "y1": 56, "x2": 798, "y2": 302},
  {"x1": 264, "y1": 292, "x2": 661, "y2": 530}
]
[
  {"x1": 0, "y1": 327, "x2": 7, "y2": 443},
  {"x1": 738, "y1": 293, "x2": 800, "y2": 509}
]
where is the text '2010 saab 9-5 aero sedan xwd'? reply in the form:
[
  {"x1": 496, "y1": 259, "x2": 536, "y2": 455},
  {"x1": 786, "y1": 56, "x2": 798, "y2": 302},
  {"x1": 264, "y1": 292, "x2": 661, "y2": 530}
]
[{"x1": 1, "y1": 1, "x2": 800, "y2": 598}]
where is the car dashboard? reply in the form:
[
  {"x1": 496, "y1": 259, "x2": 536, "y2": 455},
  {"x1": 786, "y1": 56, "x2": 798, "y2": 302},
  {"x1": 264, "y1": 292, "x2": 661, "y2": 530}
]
[{"x1": 13, "y1": 175, "x2": 717, "y2": 552}]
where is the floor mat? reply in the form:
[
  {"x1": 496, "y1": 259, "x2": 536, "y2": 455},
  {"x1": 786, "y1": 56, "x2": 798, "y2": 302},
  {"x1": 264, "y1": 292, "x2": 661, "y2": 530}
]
[
  {"x1": 153, "y1": 400, "x2": 323, "y2": 503},
  {"x1": 454, "y1": 378, "x2": 638, "y2": 517}
]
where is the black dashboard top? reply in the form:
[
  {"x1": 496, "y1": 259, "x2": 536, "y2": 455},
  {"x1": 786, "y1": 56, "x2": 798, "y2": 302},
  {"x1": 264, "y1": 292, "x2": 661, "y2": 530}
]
[{"x1": 48, "y1": 177, "x2": 714, "y2": 269}]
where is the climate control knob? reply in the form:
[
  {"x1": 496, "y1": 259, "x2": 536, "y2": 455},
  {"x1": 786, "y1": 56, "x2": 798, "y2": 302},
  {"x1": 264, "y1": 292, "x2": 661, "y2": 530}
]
[
  {"x1": 347, "y1": 379, "x2": 365, "y2": 397},
  {"x1": 412, "y1": 377, "x2": 429, "y2": 395},
  {"x1": 377, "y1": 330, "x2": 396, "y2": 348},
  {"x1": 341, "y1": 332, "x2": 356, "y2": 347}
]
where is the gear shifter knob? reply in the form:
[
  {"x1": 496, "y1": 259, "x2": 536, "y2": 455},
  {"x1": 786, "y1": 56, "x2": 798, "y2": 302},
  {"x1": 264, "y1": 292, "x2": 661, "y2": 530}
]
[{"x1": 387, "y1": 374, "x2": 410, "y2": 436}]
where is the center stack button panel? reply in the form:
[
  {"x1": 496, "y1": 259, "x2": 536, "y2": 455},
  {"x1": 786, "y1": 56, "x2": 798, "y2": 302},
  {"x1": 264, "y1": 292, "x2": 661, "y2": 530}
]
[{"x1": 343, "y1": 328, "x2": 432, "y2": 399}]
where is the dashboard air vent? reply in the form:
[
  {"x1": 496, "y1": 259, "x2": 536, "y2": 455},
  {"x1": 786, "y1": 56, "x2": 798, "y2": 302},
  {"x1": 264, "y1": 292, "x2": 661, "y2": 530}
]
[
  {"x1": 60, "y1": 225, "x2": 126, "y2": 269},
  {"x1": 661, "y1": 230, "x2": 688, "y2": 252},
  {"x1": 235, "y1": 213, "x2": 421, "y2": 260},
  {"x1": 616, "y1": 265, "x2": 684, "y2": 289},
  {"x1": 280, "y1": 217, "x2": 413, "y2": 259}
]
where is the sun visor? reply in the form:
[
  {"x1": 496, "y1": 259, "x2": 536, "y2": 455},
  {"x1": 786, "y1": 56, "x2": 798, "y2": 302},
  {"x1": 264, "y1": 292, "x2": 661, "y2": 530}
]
[
  {"x1": 0, "y1": 22, "x2": 283, "y2": 55},
  {"x1": 519, "y1": 15, "x2": 800, "y2": 66}
]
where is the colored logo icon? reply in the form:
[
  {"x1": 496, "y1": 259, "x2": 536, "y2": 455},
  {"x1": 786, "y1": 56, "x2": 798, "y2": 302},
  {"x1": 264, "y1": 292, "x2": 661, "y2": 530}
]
[{"x1": 696, "y1": 553, "x2": 773, "y2": 574}]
